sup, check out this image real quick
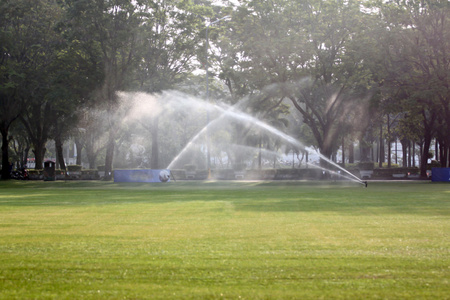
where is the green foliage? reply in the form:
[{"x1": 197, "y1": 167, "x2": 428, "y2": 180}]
[
  {"x1": 67, "y1": 165, "x2": 82, "y2": 172},
  {"x1": 1, "y1": 0, "x2": 449, "y2": 174},
  {"x1": 81, "y1": 169, "x2": 97, "y2": 174},
  {"x1": 427, "y1": 160, "x2": 441, "y2": 170},
  {"x1": 373, "y1": 167, "x2": 420, "y2": 178},
  {"x1": 380, "y1": 162, "x2": 400, "y2": 168},
  {"x1": 27, "y1": 169, "x2": 43, "y2": 175},
  {"x1": 358, "y1": 161, "x2": 375, "y2": 170}
]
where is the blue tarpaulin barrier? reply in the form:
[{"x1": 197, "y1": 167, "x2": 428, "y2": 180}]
[
  {"x1": 114, "y1": 169, "x2": 171, "y2": 183},
  {"x1": 431, "y1": 168, "x2": 450, "y2": 182}
]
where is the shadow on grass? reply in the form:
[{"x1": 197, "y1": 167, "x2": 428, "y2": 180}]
[{"x1": 0, "y1": 180, "x2": 448, "y2": 216}]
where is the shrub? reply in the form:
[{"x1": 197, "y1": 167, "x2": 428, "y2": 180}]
[
  {"x1": 232, "y1": 163, "x2": 247, "y2": 171},
  {"x1": 170, "y1": 169, "x2": 186, "y2": 180},
  {"x1": 67, "y1": 165, "x2": 82, "y2": 172},
  {"x1": 406, "y1": 167, "x2": 420, "y2": 175},
  {"x1": 358, "y1": 162, "x2": 374, "y2": 170},
  {"x1": 213, "y1": 169, "x2": 234, "y2": 180},
  {"x1": 427, "y1": 160, "x2": 441, "y2": 170},
  {"x1": 195, "y1": 169, "x2": 208, "y2": 179},
  {"x1": 380, "y1": 162, "x2": 400, "y2": 168},
  {"x1": 28, "y1": 170, "x2": 42, "y2": 175},
  {"x1": 81, "y1": 169, "x2": 98, "y2": 175},
  {"x1": 184, "y1": 164, "x2": 197, "y2": 172},
  {"x1": 372, "y1": 167, "x2": 419, "y2": 178}
]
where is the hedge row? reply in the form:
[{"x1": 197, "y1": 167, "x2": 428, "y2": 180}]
[{"x1": 23, "y1": 166, "x2": 430, "y2": 181}]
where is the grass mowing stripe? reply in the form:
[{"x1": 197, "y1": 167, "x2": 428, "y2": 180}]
[{"x1": 0, "y1": 181, "x2": 449, "y2": 299}]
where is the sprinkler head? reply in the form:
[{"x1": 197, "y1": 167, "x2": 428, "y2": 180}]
[{"x1": 364, "y1": 181, "x2": 368, "y2": 188}]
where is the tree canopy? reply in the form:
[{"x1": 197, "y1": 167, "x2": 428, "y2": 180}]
[{"x1": 1, "y1": 0, "x2": 448, "y2": 178}]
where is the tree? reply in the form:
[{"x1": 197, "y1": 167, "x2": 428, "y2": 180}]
[
  {"x1": 66, "y1": 0, "x2": 148, "y2": 178},
  {"x1": 0, "y1": 0, "x2": 69, "y2": 170},
  {"x1": 373, "y1": 0, "x2": 450, "y2": 175},
  {"x1": 219, "y1": 0, "x2": 373, "y2": 163},
  {"x1": 132, "y1": 0, "x2": 209, "y2": 169},
  {"x1": 77, "y1": 108, "x2": 109, "y2": 169},
  {"x1": 0, "y1": 0, "x2": 39, "y2": 177}
]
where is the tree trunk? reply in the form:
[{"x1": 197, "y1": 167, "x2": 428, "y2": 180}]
[
  {"x1": 442, "y1": 144, "x2": 449, "y2": 168},
  {"x1": 20, "y1": 103, "x2": 50, "y2": 170},
  {"x1": 86, "y1": 135, "x2": 98, "y2": 169},
  {"x1": 1, "y1": 126, "x2": 11, "y2": 180},
  {"x1": 55, "y1": 137, "x2": 66, "y2": 171},
  {"x1": 258, "y1": 137, "x2": 262, "y2": 170},
  {"x1": 420, "y1": 109, "x2": 437, "y2": 177},
  {"x1": 446, "y1": 118, "x2": 450, "y2": 167},
  {"x1": 341, "y1": 137, "x2": 345, "y2": 167},
  {"x1": 87, "y1": 151, "x2": 97, "y2": 169},
  {"x1": 150, "y1": 116, "x2": 159, "y2": 169},
  {"x1": 439, "y1": 138, "x2": 449, "y2": 168},
  {"x1": 104, "y1": 132, "x2": 115, "y2": 180},
  {"x1": 379, "y1": 123, "x2": 384, "y2": 167},
  {"x1": 359, "y1": 138, "x2": 370, "y2": 162},
  {"x1": 387, "y1": 115, "x2": 391, "y2": 168},
  {"x1": 349, "y1": 142, "x2": 354, "y2": 164},
  {"x1": 387, "y1": 139, "x2": 392, "y2": 168},
  {"x1": 32, "y1": 140, "x2": 46, "y2": 170},
  {"x1": 292, "y1": 151, "x2": 295, "y2": 169},
  {"x1": 21, "y1": 146, "x2": 30, "y2": 169},
  {"x1": 408, "y1": 140, "x2": 412, "y2": 167},
  {"x1": 401, "y1": 139, "x2": 408, "y2": 167},
  {"x1": 305, "y1": 151, "x2": 309, "y2": 168},
  {"x1": 420, "y1": 133, "x2": 432, "y2": 178},
  {"x1": 75, "y1": 138, "x2": 83, "y2": 166},
  {"x1": 394, "y1": 138, "x2": 398, "y2": 165}
]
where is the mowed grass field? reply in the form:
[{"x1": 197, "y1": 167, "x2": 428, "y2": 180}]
[{"x1": 0, "y1": 180, "x2": 449, "y2": 299}]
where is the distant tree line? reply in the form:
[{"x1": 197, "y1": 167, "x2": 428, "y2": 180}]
[{"x1": 1, "y1": 0, "x2": 448, "y2": 179}]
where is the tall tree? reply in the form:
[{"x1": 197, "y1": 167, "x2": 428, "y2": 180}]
[
  {"x1": 219, "y1": 0, "x2": 373, "y2": 162},
  {"x1": 373, "y1": 0, "x2": 450, "y2": 175},
  {"x1": 0, "y1": 0, "x2": 41, "y2": 177},
  {"x1": 132, "y1": 0, "x2": 209, "y2": 169},
  {"x1": 66, "y1": 0, "x2": 145, "y2": 178},
  {"x1": 0, "y1": 0, "x2": 67, "y2": 170}
]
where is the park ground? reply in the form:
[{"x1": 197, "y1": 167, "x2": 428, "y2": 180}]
[{"x1": 0, "y1": 180, "x2": 449, "y2": 299}]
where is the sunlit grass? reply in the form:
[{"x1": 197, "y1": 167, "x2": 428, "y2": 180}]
[{"x1": 0, "y1": 180, "x2": 449, "y2": 299}]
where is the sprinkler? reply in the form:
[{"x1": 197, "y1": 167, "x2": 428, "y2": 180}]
[{"x1": 358, "y1": 180, "x2": 368, "y2": 188}]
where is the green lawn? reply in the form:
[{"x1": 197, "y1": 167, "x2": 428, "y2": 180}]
[{"x1": 0, "y1": 180, "x2": 449, "y2": 299}]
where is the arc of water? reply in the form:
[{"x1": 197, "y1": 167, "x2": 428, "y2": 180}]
[
  {"x1": 306, "y1": 163, "x2": 366, "y2": 185},
  {"x1": 228, "y1": 143, "x2": 281, "y2": 158},
  {"x1": 166, "y1": 94, "x2": 364, "y2": 185},
  {"x1": 218, "y1": 105, "x2": 364, "y2": 184},
  {"x1": 166, "y1": 126, "x2": 209, "y2": 170},
  {"x1": 166, "y1": 100, "x2": 232, "y2": 170},
  {"x1": 303, "y1": 146, "x2": 363, "y2": 183}
]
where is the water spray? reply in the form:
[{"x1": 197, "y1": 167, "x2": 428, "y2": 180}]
[
  {"x1": 159, "y1": 91, "x2": 370, "y2": 188},
  {"x1": 306, "y1": 163, "x2": 366, "y2": 186}
]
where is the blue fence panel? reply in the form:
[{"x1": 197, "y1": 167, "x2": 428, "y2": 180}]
[
  {"x1": 431, "y1": 168, "x2": 450, "y2": 182},
  {"x1": 114, "y1": 169, "x2": 171, "y2": 183}
]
